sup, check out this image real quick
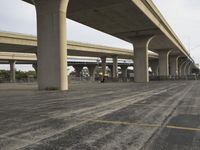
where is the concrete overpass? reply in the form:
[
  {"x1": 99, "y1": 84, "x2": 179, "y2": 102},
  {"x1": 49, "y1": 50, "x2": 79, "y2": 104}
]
[
  {"x1": 0, "y1": 31, "x2": 158, "y2": 59},
  {"x1": 0, "y1": 51, "x2": 198, "y2": 83},
  {"x1": 0, "y1": 53, "x2": 135, "y2": 82},
  {"x1": 0, "y1": 31, "x2": 159, "y2": 83},
  {"x1": 5, "y1": 0, "x2": 200, "y2": 90}
]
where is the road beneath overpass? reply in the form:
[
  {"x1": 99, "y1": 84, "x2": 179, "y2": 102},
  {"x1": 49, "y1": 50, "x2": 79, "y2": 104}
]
[{"x1": 0, "y1": 81, "x2": 200, "y2": 150}]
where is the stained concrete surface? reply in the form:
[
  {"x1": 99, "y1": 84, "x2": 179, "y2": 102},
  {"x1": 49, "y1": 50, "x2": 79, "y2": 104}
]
[{"x1": 0, "y1": 81, "x2": 200, "y2": 150}]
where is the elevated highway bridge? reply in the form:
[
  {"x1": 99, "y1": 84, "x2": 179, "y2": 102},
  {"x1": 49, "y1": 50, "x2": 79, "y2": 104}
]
[
  {"x1": 0, "y1": 31, "x2": 159, "y2": 82},
  {"x1": 2, "y1": 0, "x2": 199, "y2": 90}
]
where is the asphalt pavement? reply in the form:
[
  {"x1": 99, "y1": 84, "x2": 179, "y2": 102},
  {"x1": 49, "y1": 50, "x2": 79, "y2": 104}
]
[{"x1": 0, "y1": 81, "x2": 199, "y2": 150}]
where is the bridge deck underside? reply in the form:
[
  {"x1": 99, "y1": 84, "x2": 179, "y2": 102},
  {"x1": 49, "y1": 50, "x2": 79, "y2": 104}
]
[
  {"x1": 23, "y1": 0, "x2": 179, "y2": 53},
  {"x1": 68, "y1": 0, "x2": 177, "y2": 51}
]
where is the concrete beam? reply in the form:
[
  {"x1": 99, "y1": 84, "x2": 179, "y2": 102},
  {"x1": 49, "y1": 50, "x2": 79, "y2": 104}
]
[
  {"x1": 133, "y1": 36, "x2": 154, "y2": 83},
  {"x1": 0, "y1": 32, "x2": 159, "y2": 60},
  {"x1": 34, "y1": 0, "x2": 69, "y2": 90}
]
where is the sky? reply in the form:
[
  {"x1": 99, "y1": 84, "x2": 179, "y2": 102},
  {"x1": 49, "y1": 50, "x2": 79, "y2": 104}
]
[{"x1": 0, "y1": 0, "x2": 200, "y2": 71}]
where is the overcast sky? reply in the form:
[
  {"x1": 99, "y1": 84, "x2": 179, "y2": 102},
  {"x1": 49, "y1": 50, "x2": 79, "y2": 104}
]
[{"x1": 0, "y1": 0, "x2": 199, "y2": 71}]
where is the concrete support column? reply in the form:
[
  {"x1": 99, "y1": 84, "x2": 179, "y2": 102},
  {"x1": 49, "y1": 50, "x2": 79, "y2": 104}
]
[
  {"x1": 187, "y1": 63, "x2": 193, "y2": 75},
  {"x1": 73, "y1": 65, "x2": 84, "y2": 77},
  {"x1": 9, "y1": 60, "x2": 16, "y2": 83},
  {"x1": 32, "y1": 63, "x2": 38, "y2": 74},
  {"x1": 34, "y1": 0, "x2": 69, "y2": 90},
  {"x1": 158, "y1": 50, "x2": 171, "y2": 77},
  {"x1": 108, "y1": 65, "x2": 113, "y2": 77},
  {"x1": 120, "y1": 66, "x2": 128, "y2": 78},
  {"x1": 169, "y1": 55, "x2": 180, "y2": 76},
  {"x1": 179, "y1": 58, "x2": 187, "y2": 76},
  {"x1": 184, "y1": 61, "x2": 191, "y2": 76},
  {"x1": 101, "y1": 57, "x2": 106, "y2": 80},
  {"x1": 149, "y1": 59, "x2": 158, "y2": 76},
  {"x1": 87, "y1": 65, "x2": 96, "y2": 80},
  {"x1": 183, "y1": 60, "x2": 190, "y2": 76},
  {"x1": 133, "y1": 36, "x2": 154, "y2": 82},
  {"x1": 112, "y1": 56, "x2": 118, "y2": 78}
]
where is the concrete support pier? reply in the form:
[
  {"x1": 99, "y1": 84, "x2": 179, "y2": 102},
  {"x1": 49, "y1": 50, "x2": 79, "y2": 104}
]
[
  {"x1": 179, "y1": 58, "x2": 187, "y2": 77},
  {"x1": 108, "y1": 66, "x2": 113, "y2": 78},
  {"x1": 133, "y1": 36, "x2": 154, "y2": 82},
  {"x1": 120, "y1": 66, "x2": 128, "y2": 79},
  {"x1": 158, "y1": 50, "x2": 171, "y2": 77},
  {"x1": 87, "y1": 65, "x2": 96, "y2": 80},
  {"x1": 187, "y1": 63, "x2": 193, "y2": 75},
  {"x1": 101, "y1": 57, "x2": 106, "y2": 81},
  {"x1": 149, "y1": 59, "x2": 158, "y2": 76},
  {"x1": 112, "y1": 56, "x2": 118, "y2": 79},
  {"x1": 32, "y1": 63, "x2": 38, "y2": 74},
  {"x1": 121, "y1": 66, "x2": 128, "y2": 78},
  {"x1": 169, "y1": 55, "x2": 180, "y2": 76},
  {"x1": 34, "y1": 0, "x2": 69, "y2": 90},
  {"x1": 9, "y1": 60, "x2": 16, "y2": 83},
  {"x1": 184, "y1": 61, "x2": 191, "y2": 76},
  {"x1": 73, "y1": 65, "x2": 84, "y2": 77}
]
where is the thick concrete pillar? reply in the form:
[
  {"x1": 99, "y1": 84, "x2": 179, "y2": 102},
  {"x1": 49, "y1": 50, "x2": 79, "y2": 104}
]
[
  {"x1": 34, "y1": 0, "x2": 69, "y2": 90},
  {"x1": 183, "y1": 60, "x2": 190, "y2": 76},
  {"x1": 101, "y1": 57, "x2": 106, "y2": 80},
  {"x1": 32, "y1": 63, "x2": 38, "y2": 74},
  {"x1": 133, "y1": 36, "x2": 154, "y2": 82},
  {"x1": 158, "y1": 50, "x2": 171, "y2": 77},
  {"x1": 108, "y1": 65, "x2": 113, "y2": 77},
  {"x1": 112, "y1": 56, "x2": 118, "y2": 78},
  {"x1": 120, "y1": 66, "x2": 128, "y2": 78},
  {"x1": 87, "y1": 65, "x2": 96, "y2": 80},
  {"x1": 73, "y1": 65, "x2": 84, "y2": 77},
  {"x1": 184, "y1": 61, "x2": 191, "y2": 76},
  {"x1": 149, "y1": 59, "x2": 158, "y2": 76},
  {"x1": 169, "y1": 55, "x2": 180, "y2": 76},
  {"x1": 187, "y1": 63, "x2": 193, "y2": 75},
  {"x1": 179, "y1": 58, "x2": 187, "y2": 76},
  {"x1": 9, "y1": 60, "x2": 16, "y2": 83}
]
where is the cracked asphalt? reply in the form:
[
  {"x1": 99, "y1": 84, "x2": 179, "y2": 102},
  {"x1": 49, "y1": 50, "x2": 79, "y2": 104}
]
[{"x1": 0, "y1": 81, "x2": 200, "y2": 150}]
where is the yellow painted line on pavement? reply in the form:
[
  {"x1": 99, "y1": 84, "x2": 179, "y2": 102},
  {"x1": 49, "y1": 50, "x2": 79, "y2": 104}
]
[
  {"x1": 90, "y1": 119, "x2": 161, "y2": 128},
  {"x1": 83, "y1": 118, "x2": 200, "y2": 132},
  {"x1": 130, "y1": 103, "x2": 200, "y2": 109},
  {"x1": 166, "y1": 125, "x2": 200, "y2": 132}
]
